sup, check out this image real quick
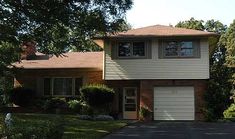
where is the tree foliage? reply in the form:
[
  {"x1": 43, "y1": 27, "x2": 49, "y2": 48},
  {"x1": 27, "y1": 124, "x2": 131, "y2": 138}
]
[
  {"x1": 0, "y1": 0, "x2": 133, "y2": 54},
  {"x1": 175, "y1": 17, "x2": 205, "y2": 30},
  {"x1": 223, "y1": 20, "x2": 235, "y2": 67},
  {"x1": 176, "y1": 18, "x2": 233, "y2": 120}
]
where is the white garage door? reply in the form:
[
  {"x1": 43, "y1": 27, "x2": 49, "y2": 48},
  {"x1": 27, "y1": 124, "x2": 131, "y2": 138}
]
[{"x1": 154, "y1": 86, "x2": 195, "y2": 120}]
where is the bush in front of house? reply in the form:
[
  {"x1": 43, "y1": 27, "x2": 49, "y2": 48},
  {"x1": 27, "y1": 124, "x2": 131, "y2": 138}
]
[
  {"x1": 8, "y1": 87, "x2": 35, "y2": 107},
  {"x1": 68, "y1": 99, "x2": 82, "y2": 113},
  {"x1": 139, "y1": 105, "x2": 152, "y2": 121},
  {"x1": 80, "y1": 84, "x2": 115, "y2": 115},
  {"x1": 43, "y1": 97, "x2": 68, "y2": 112},
  {"x1": 80, "y1": 84, "x2": 114, "y2": 106},
  {"x1": 4, "y1": 115, "x2": 64, "y2": 139},
  {"x1": 223, "y1": 103, "x2": 235, "y2": 119}
]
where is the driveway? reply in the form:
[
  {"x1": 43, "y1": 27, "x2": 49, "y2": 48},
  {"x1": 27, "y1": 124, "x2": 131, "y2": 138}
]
[{"x1": 103, "y1": 122, "x2": 235, "y2": 139}]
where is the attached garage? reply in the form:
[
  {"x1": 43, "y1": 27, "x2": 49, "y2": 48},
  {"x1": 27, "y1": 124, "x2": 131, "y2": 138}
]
[{"x1": 154, "y1": 86, "x2": 195, "y2": 120}]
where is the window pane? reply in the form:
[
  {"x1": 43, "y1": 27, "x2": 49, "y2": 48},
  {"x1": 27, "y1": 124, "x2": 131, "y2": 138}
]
[
  {"x1": 165, "y1": 42, "x2": 178, "y2": 56},
  {"x1": 125, "y1": 88, "x2": 136, "y2": 97},
  {"x1": 125, "y1": 104, "x2": 136, "y2": 111},
  {"x1": 118, "y1": 42, "x2": 131, "y2": 57},
  {"x1": 133, "y1": 42, "x2": 145, "y2": 57},
  {"x1": 53, "y1": 78, "x2": 72, "y2": 95},
  {"x1": 180, "y1": 42, "x2": 193, "y2": 56},
  {"x1": 44, "y1": 78, "x2": 51, "y2": 95},
  {"x1": 75, "y1": 78, "x2": 83, "y2": 95}
]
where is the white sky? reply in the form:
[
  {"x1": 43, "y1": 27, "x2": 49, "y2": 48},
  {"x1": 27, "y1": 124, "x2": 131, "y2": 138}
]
[{"x1": 126, "y1": 0, "x2": 235, "y2": 28}]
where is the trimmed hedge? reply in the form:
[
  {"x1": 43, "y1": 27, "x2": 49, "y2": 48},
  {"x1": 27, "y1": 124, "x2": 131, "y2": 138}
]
[{"x1": 80, "y1": 84, "x2": 114, "y2": 107}]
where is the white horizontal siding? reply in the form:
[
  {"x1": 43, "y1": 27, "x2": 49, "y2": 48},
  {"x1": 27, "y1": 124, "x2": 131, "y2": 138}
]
[
  {"x1": 154, "y1": 86, "x2": 195, "y2": 120},
  {"x1": 104, "y1": 39, "x2": 209, "y2": 80}
]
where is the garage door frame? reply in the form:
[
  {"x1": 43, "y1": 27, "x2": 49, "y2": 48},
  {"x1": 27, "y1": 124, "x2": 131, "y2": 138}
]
[{"x1": 153, "y1": 86, "x2": 195, "y2": 120}]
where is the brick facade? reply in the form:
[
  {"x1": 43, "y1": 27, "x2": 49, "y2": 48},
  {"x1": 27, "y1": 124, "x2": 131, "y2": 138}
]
[
  {"x1": 15, "y1": 69, "x2": 207, "y2": 120},
  {"x1": 14, "y1": 69, "x2": 103, "y2": 96},
  {"x1": 139, "y1": 80, "x2": 207, "y2": 121},
  {"x1": 106, "y1": 79, "x2": 207, "y2": 121}
]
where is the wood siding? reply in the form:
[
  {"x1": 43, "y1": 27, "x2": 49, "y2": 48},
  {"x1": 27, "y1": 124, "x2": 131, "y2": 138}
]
[{"x1": 104, "y1": 39, "x2": 209, "y2": 80}]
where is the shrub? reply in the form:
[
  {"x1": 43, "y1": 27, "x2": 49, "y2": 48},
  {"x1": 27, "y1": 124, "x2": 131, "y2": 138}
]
[
  {"x1": 43, "y1": 98, "x2": 68, "y2": 112},
  {"x1": 80, "y1": 104, "x2": 94, "y2": 115},
  {"x1": 139, "y1": 105, "x2": 152, "y2": 120},
  {"x1": 8, "y1": 87, "x2": 35, "y2": 107},
  {"x1": 224, "y1": 103, "x2": 235, "y2": 119},
  {"x1": 68, "y1": 100, "x2": 82, "y2": 113},
  {"x1": 4, "y1": 115, "x2": 64, "y2": 139},
  {"x1": 80, "y1": 84, "x2": 114, "y2": 107}
]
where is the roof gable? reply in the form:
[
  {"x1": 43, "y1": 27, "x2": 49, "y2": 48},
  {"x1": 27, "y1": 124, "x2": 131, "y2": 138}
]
[{"x1": 97, "y1": 25, "x2": 217, "y2": 39}]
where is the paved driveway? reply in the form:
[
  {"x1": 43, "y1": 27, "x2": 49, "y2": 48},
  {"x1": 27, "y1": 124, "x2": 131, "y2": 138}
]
[{"x1": 104, "y1": 122, "x2": 235, "y2": 139}]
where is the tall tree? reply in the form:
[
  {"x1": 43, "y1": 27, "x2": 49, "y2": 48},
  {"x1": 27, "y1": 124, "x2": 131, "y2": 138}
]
[
  {"x1": 0, "y1": 0, "x2": 132, "y2": 54},
  {"x1": 224, "y1": 20, "x2": 235, "y2": 67},
  {"x1": 0, "y1": 0, "x2": 133, "y2": 74},
  {"x1": 223, "y1": 19, "x2": 235, "y2": 96},
  {"x1": 0, "y1": 0, "x2": 133, "y2": 100},
  {"x1": 176, "y1": 18, "x2": 232, "y2": 120},
  {"x1": 175, "y1": 17, "x2": 204, "y2": 30}
]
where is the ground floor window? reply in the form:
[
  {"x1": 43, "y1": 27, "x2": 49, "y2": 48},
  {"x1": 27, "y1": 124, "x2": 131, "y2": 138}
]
[{"x1": 43, "y1": 77, "x2": 83, "y2": 96}]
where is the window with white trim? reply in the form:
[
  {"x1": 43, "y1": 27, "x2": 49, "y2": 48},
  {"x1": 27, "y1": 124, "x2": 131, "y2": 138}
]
[{"x1": 43, "y1": 77, "x2": 83, "y2": 96}]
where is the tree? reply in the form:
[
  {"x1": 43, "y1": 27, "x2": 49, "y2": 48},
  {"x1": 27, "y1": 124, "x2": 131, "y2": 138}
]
[
  {"x1": 223, "y1": 19, "x2": 235, "y2": 96},
  {"x1": 176, "y1": 18, "x2": 232, "y2": 120},
  {"x1": 175, "y1": 17, "x2": 204, "y2": 30},
  {"x1": 0, "y1": 0, "x2": 133, "y2": 100},
  {"x1": 0, "y1": 0, "x2": 132, "y2": 54},
  {"x1": 0, "y1": 0, "x2": 133, "y2": 71},
  {"x1": 205, "y1": 19, "x2": 227, "y2": 35},
  {"x1": 224, "y1": 20, "x2": 235, "y2": 67}
]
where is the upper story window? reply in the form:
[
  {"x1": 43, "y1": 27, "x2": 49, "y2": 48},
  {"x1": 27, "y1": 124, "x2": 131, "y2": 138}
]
[
  {"x1": 117, "y1": 41, "x2": 147, "y2": 58},
  {"x1": 161, "y1": 40, "x2": 200, "y2": 58}
]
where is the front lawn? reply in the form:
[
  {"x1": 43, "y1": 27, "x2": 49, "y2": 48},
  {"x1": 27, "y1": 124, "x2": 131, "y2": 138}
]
[{"x1": 0, "y1": 113, "x2": 128, "y2": 139}]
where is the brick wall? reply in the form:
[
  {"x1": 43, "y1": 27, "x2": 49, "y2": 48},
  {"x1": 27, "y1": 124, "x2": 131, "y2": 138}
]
[
  {"x1": 14, "y1": 68, "x2": 103, "y2": 96},
  {"x1": 140, "y1": 79, "x2": 207, "y2": 121},
  {"x1": 105, "y1": 79, "x2": 207, "y2": 120}
]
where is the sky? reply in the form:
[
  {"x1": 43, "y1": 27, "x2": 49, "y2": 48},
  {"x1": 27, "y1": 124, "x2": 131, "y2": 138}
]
[{"x1": 126, "y1": 0, "x2": 235, "y2": 28}]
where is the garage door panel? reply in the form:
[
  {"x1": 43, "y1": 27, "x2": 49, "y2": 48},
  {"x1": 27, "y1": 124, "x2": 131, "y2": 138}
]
[
  {"x1": 154, "y1": 96, "x2": 194, "y2": 101},
  {"x1": 155, "y1": 106, "x2": 194, "y2": 109},
  {"x1": 155, "y1": 92, "x2": 194, "y2": 96},
  {"x1": 156, "y1": 111, "x2": 193, "y2": 117},
  {"x1": 155, "y1": 116, "x2": 194, "y2": 120},
  {"x1": 154, "y1": 86, "x2": 195, "y2": 120},
  {"x1": 155, "y1": 101, "x2": 194, "y2": 106},
  {"x1": 156, "y1": 108, "x2": 194, "y2": 112}
]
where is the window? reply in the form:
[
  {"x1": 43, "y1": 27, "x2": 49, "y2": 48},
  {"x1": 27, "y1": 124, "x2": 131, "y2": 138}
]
[
  {"x1": 118, "y1": 41, "x2": 146, "y2": 58},
  {"x1": 53, "y1": 78, "x2": 72, "y2": 95},
  {"x1": 43, "y1": 77, "x2": 83, "y2": 96},
  {"x1": 162, "y1": 40, "x2": 199, "y2": 58}
]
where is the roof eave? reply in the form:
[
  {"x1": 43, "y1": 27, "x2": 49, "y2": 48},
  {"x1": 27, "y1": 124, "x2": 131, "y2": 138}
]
[{"x1": 94, "y1": 34, "x2": 219, "y2": 40}]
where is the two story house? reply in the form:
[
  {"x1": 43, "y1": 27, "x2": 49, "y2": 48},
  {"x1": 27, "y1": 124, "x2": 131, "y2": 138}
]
[{"x1": 13, "y1": 25, "x2": 217, "y2": 121}]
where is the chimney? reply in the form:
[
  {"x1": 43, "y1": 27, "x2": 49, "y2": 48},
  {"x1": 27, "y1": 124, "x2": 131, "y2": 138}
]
[{"x1": 20, "y1": 41, "x2": 37, "y2": 60}]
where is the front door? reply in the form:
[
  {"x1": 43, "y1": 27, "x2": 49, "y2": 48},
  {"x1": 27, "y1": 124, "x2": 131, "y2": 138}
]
[{"x1": 123, "y1": 87, "x2": 137, "y2": 119}]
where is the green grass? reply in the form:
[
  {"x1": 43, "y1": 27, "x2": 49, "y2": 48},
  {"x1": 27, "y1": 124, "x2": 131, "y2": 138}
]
[{"x1": 0, "y1": 113, "x2": 128, "y2": 139}]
